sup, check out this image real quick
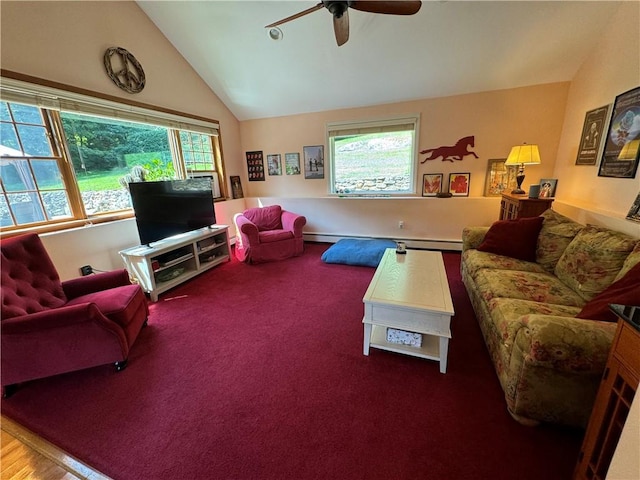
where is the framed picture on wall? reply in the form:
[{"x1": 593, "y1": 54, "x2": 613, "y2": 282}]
[
  {"x1": 449, "y1": 173, "x2": 470, "y2": 197},
  {"x1": 303, "y1": 145, "x2": 324, "y2": 179},
  {"x1": 626, "y1": 191, "x2": 640, "y2": 223},
  {"x1": 230, "y1": 175, "x2": 244, "y2": 199},
  {"x1": 267, "y1": 154, "x2": 282, "y2": 175},
  {"x1": 575, "y1": 104, "x2": 610, "y2": 165},
  {"x1": 483, "y1": 158, "x2": 518, "y2": 196},
  {"x1": 598, "y1": 86, "x2": 640, "y2": 178},
  {"x1": 285, "y1": 153, "x2": 301, "y2": 175},
  {"x1": 245, "y1": 151, "x2": 265, "y2": 181},
  {"x1": 422, "y1": 173, "x2": 443, "y2": 196}
]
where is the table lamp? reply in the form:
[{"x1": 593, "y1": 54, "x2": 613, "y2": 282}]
[{"x1": 504, "y1": 143, "x2": 541, "y2": 194}]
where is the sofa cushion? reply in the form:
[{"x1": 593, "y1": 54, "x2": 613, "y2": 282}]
[
  {"x1": 475, "y1": 269, "x2": 585, "y2": 307},
  {"x1": 536, "y1": 209, "x2": 585, "y2": 273},
  {"x1": 487, "y1": 297, "x2": 582, "y2": 362},
  {"x1": 477, "y1": 216, "x2": 544, "y2": 262},
  {"x1": 614, "y1": 241, "x2": 640, "y2": 281},
  {"x1": 321, "y1": 239, "x2": 396, "y2": 267},
  {"x1": 555, "y1": 225, "x2": 638, "y2": 301},
  {"x1": 462, "y1": 249, "x2": 547, "y2": 279},
  {"x1": 577, "y1": 261, "x2": 640, "y2": 322},
  {"x1": 243, "y1": 205, "x2": 283, "y2": 231},
  {"x1": 258, "y1": 230, "x2": 294, "y2": 243}
]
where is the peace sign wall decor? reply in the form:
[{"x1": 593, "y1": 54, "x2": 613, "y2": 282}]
[{"x1": 104, "y1": 47, "x2": 146, "y2": 94}]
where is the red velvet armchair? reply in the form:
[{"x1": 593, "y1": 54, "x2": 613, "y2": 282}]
[
  {"x1": 234, "y1": 205, "x2": 307, "y2": 263},
  {"x1": 1, "y1": 233, "x2": 149, "y2": 395}
]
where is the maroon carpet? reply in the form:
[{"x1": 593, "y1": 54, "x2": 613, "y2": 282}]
[{"x1": 1, "y1": 243, "x2": 582, "y2": 479}]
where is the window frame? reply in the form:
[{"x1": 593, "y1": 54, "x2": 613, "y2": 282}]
[
  {"x1": 0, "y1": 73, "x2": 227, "y2": 237},
  {"x1": 326, "y1": 114, "x2": 420, "y2": 197}
]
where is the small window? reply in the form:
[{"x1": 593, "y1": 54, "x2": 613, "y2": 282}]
[
  {"x1": 1, "y1": 102, "x2": 73, "y2": 227},
  {"x1": 179, "y1": 131, "x2": 214, "y2": 172},
  {"x1": 328, "y1": 116, "x2": 419, "y2": 195}
]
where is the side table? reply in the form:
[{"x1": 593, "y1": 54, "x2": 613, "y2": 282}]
[
  {"x1": 573, "y1": 304, "x2": 640, "y2": 480},
  {"x1": 499, "y1": 193, "x2": 554, "y2": 220}
]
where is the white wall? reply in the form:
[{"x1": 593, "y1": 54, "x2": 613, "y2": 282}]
[
  {"x1": 247, "y1": 196, "x2": 498, "y2": 250},
  {"x1": 39, "y1": 199, "x2": 245, "y2": 280}
]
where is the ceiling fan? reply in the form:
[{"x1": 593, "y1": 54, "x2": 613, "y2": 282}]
[{"x1": 265, "y1": 1, "x2": 422, "y2": 47}]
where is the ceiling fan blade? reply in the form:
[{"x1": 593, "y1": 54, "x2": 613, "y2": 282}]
[
  {"x1": 265, "y1": 2, "x2": 324, "y2": 28},
  {"x1": 350, "y1": 1, "x2": 422, "y2": 15},
  {"x1": 333, "y1": 9, "x2": 349, "y2": 46}
]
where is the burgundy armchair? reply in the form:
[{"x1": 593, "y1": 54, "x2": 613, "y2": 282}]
[
  {"x1": 234, "y1": 205, "x2": 307, "y2": 263},
  {"x1": 1, "y1": 233, "x2": 149, "y2": 395}
]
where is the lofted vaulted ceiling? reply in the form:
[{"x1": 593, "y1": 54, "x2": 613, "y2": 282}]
[{"x1": 137, "y1": 1, "x2": 620, "y2": 121}]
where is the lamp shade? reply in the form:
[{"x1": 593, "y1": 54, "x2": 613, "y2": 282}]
[{"x1": 504, "y1": 144, "x2": 541, "y2": 166}]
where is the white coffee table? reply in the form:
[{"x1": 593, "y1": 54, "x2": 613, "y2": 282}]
[{"x1": 362, "y1": 248, "x2": 455, "y2": 373}]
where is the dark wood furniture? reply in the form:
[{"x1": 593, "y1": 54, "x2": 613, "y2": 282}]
[
  {"x1": 499, "y1": 193, "x2": 554, "y2": 220},
  {"x1": 573, "y1": 305, "x2": 640, "y2": 480}
]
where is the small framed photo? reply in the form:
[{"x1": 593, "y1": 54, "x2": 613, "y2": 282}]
[
  {"x1": 538, "y1": 178, "x2": 558, "y2": 198},
  {"x1": 285, "y1": 153, "x2": 301, "y2": 175},
  {"x1": 303, "y1": 145, "x2": 324, "y2": 179},
  {"x1": 626, "y1": 191, "x2": 640, "y2": 223},
  {"x1": 576, "y1": 104, "x2": 610, "y2": 165},
  {"x1": 422, "y1": 173, "x2": 443, "y2": 196},
  {"x1": 245, "y1": 150, "x2": 265, "y2": 182},
  {"x1": 230, "y1": 175, "x2": 244, "y2": 199},
  {"x1": 267, "y1": 154, "x2": 282, "y2": 175},
  {"x1": 449, "y1": 173, "x2": 470, "y2": 197}
]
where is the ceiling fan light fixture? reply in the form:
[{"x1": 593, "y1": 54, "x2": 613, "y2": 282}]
[{"x1": 267, "y1": 26, "x2": 284, "y2": 41}]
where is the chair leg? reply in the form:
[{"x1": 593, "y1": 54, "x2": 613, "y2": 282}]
[
  {"x1": 115, "y1": 360, "x2": 128, "y2": 372},
  {"x1": 2, "y1": 384, "x2": 18, "y2": 398}
]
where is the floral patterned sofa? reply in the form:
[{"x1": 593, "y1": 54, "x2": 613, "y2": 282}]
[{"x1": 461, "y1": 209, "x2": 640, "y2": 427}]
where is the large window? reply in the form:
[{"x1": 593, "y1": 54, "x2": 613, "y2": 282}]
[
  {"x1": 0, "y1": 77, "x2": 225, "y2": 233},
  {"x1": 327, "y1": 116, "x2": 419, "y2": 196}
]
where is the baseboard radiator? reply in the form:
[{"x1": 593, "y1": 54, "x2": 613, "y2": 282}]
[{"x1": 303, "y1": 233, "x2": 462, "y2": 252}]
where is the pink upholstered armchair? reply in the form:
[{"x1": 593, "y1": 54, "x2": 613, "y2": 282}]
[
  {"x1": 233, "y1": 205, "x2": 307, "y2": 263},
  {"x1": 1, "y1": 233, "x2": 149, "y2": 396}
]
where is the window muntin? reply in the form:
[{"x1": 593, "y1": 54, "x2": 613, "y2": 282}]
[
  {"x1": 328, "y1": 116, "x2": 419, "y2": 196},
  {"x1": 180, "y1": 131, "x2": 214, "y2": 172},
  {"x1": 0, "y1": 102, "x2": 72, "y2": 227}
]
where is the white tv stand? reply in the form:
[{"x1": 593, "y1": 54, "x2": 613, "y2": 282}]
[{"x1": 119, "y1": 225, "x2": 230, "y2": 301}]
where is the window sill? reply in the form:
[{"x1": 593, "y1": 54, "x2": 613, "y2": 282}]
[{"x1": 0, "y1": 211, "x2": 135, "y2": 239}]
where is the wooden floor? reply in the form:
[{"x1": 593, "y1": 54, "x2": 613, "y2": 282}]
[{"x1": 1, "y1": 416, "x2": 109, "y2": 480}]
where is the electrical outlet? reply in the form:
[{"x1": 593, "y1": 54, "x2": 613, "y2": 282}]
[
  {"x1": 80, "y1": 265, "x2": 93, "y2": 276},
  {"x1": 398, "y1": 220, "x2": 404, "y2": 229}
]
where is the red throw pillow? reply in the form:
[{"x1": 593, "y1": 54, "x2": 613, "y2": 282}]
[
  {"x1": 576, "y1": 261, "x2": 640, "y2": 322},
  {"x1": 477, "y1": 216, "x2": 544, "y2": 262},
  {"x1": 243, "y1": 205, "x2": 283, "y2": 231}
]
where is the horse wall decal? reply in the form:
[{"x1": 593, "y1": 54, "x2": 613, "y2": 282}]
[{"x1": 420, "y1": 136, "x2": 479, "y2": 162}]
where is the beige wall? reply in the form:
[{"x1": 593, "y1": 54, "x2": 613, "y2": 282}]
[
  {"x1": 242, "y1": 83, "x2": 568, "y2": 198},
  {"x1": 0, "y1": 1, "x2": 247, "y2": 277},
  {"x1": 1, "y1": 0, "x2": 638, "y2": 273},
  {"x1": 552, "y1": 1, "x2": 640, "y2": 237},
  {"x1": 239, "y1": 1, "x2": 639, "y2": 240},
  {"x1": 241, "y1": 82, "x2": 569, "y2": 242}
]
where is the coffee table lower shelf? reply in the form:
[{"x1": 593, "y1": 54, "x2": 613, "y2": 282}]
[{"x1": 366, "y1": 324, "x2": 441, "y2": 362}]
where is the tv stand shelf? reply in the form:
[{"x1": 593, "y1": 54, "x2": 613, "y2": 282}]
[{"x1": 119, "y1": 225, "x2": 230, "y2": 301}]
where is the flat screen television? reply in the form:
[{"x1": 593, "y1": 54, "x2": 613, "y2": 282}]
[{"x1": 129, "y1": 179, "x2": 217, "y2": 246}]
